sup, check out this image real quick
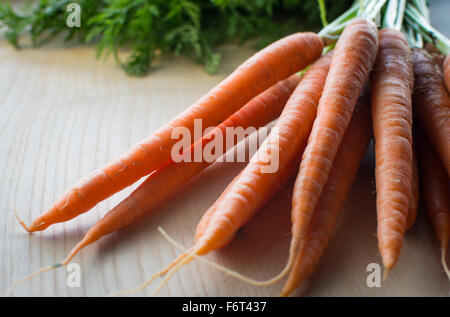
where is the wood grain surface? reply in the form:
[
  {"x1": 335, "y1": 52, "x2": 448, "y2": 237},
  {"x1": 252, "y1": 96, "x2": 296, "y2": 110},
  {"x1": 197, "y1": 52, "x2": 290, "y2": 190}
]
[{"x1": 1, "y1": 13, "x2": 449, "y2": 296}]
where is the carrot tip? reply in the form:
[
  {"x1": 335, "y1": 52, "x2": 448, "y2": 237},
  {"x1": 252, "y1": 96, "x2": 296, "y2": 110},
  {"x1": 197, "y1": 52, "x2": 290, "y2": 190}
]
[
  {"x1": 279, "y1": 290, "x2": 289, "y2": 297},
  {"x1": 440, "y1": 247, "x2": 450, "y2": 281},
  {"x1": 382, "y1": 268, "x2": 390, "y2": 281},
  {"x1": 12, "y1": 208, "x2": 32, "y2": 233}
]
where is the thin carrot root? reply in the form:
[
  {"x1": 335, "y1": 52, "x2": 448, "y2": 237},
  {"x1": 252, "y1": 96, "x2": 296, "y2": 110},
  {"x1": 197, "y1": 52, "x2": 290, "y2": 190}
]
[
  {"x1": 164, "y1": 227, "x2": 295, "y2": 286},
  {"x1": 5, "y1": 232, "x2": 95, "y2": 296},
  {"x1": 13, "y1": 207, "x2": 48, "y2": 232},
  {"x1": 4, "y1": 263, "x2": 62, "y2": 296},
  {"x1": 152, "y1": 253, "x2": 195, "y2": 297},
  {"x1": 110, "y1": 252, "x2": 189, "y2": 297},
  {"x1": 150, "y1": 227, "x2": 294, "y2": 297},
  {"x1": 13, "y1": 208, "x2": 32, "y2": 233},
  {"x1": 441, "y1": 247, "x2": 450, "y2": 281}
]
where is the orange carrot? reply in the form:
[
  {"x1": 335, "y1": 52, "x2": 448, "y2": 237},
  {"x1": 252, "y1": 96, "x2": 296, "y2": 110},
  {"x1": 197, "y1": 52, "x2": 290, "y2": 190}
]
[
  {"x1": 127, "y1": 51, "x2": 334, "y2": 295},
  {"x1": 412, "y1": 49, "x2": 450, "y2": 176},
  {"x1": 444, "y1": 55, "x2": 450, "y2": 93},
  {"x1": 281, "y1": 87, "x2": 372, "y2": 297},
  {"x1": 371, "y1": 29, "x2": 414, "y2": 273},
  {"x1": 416, "y1": 129, "x2": 450, "y2": 280},
  {"x1": 7, "y1": 75, "x2": 301, "y2": 296},
  {"x1": 287, "y1": 18, "x2": 378, "y2": 276},
  {"x1": 406, "y1": 150, "x2": 419, "y2": 231},
  {"x1": 60, "y1": 74, "x2": 302, "y2": 265},
  {"x1": 21, "y1": 33, "x2": 324, "y2": 232},
  {"x1": 195, "y1": 52, "x2": 332, "y2": 252}
]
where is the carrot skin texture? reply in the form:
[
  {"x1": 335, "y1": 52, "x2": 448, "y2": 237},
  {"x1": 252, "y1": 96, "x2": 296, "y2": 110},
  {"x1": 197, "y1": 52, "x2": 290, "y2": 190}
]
[
  {"x1": 281, "y1": 89, "x2": 372, "y2": 297},
  {"x1": 62, "y1": 75, "x2": 302, "y2": 263},
  {"x1": 424, "y1": 43, "x2": 444, "y2": 67},
  {"x1": 194, "y1": 53, "x2": 333, "y2": 255},
  {"x1": 412, "y1": 49, "x2": 450, "y2": 176},
  {"x1": 444, "y1": 55, "x2": 450, "y2": 93},
  {"x1": 29, "y1": 33, "x2": 324, "y2": 232},
  {"x1": 371, "y1": 29, "x2": 414, "y2": 271},
  {"x1": 416, "y1": 130, "x2": 449, "y2": 256},
  {"x1": 290, "y1": 18, "x2": 378, "y2": 248},
  {"x1": 406, "y1": 151, "x2": 419, "y2": 231}
]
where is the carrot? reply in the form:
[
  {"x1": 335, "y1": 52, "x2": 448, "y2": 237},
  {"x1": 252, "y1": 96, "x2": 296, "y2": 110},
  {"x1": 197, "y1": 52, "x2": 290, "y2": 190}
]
[
  {"x1": 371, "y1": 29, "x2": 414, "y2": 274},
  {"x1": 424, "y1": 43, "x2": 445, "y2": 67},
  {"x1": 286, "y1": 18, "x2": 378, "y2": 278},
  {"x1": 406, "y1": 150, "x2": 419, "y2": 231},
  {"x1": 412, "y1": 49, "x2": 450, "y2": 176},
  {"x1": 7, "y1": 75, "x2": 301, "y2": 296},
  {"x1": 281, "y1": 86, "x2": 372, "y2": 297},
  {"x1": 126, "y1": 51, "x2": 334, "y2": 296},
  {"x1": 416, "y1": 129, "x2": 450, "y2": 280},
  {"x1": 66, "y1": 74, "x2": 302, "y2": 262},
  {"x1": 195, "y1": 52, "x2": 332, "y2": 253},
  {"x1": 444, "y1": 55, "x2": 450, "y2": 93},
  {"x1": 20, "y1": 32, "x2": 324, "y2": 232},
  {"x1": 67, "y1": 75, "x2": 302, "y2": 261}
]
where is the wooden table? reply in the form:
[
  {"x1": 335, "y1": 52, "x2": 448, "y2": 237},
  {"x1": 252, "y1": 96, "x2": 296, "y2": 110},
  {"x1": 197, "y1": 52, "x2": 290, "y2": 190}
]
[{"x1": 1, "y1": 9, "x2": 449, "y2": 297}]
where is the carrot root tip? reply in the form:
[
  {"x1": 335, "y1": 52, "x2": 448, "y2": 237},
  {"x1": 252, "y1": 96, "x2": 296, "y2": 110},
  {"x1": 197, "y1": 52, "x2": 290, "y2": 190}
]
[
  {"x1": 12, "y1": 208, "x2": 33, "y2": 233},
  {"x1": 110, "y1": 240, "x2": 191, "y2": 297},
  {"x1": 279, "y1": 290, "x2": 290, "y2": 297},
  {"x1": 4, "y1": 264, "x2": 63, "y2": 296},
  {"x1": 382, "y1": 268, "x2": 390, "y2": 281},
  {"x1": 158, "y1": 227, "x2": 291, "y2": 288},
  {"x1": 108, "y1": 273, "x2": 162, "y2": 297},
  {"x1": 440, "y1": 247, "x2": 450, "y2": 281},
  {"x1": 151, "y1": 254, "x2": 194, "y2": 297}
]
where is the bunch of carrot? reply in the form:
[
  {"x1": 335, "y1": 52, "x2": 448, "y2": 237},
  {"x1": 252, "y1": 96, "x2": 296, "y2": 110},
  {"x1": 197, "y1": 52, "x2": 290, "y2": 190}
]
[{"x1": 7, "y1": 0, "x2": 450, "y2": 296}]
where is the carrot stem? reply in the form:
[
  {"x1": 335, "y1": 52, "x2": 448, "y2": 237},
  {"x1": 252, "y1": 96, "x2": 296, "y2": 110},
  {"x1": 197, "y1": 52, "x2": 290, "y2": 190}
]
[
  {"x1": 317, "y1": 0, "x2": 328, "y2": 27},
  {"x1": 383, "y1": 0, "x2": 406, "y2": 31},
  {"x1": 318, "y1": 2, "x2": 359, "y2": 41},
  {"x1": 404, "y1": 24, "x2": 423, "y2": 49},
  {"x1": 405, "y1": 3, "x2": 450, "y2": 55},
  {"x1": 319, "y1": 0, "x2": 386, "y2": 43}
]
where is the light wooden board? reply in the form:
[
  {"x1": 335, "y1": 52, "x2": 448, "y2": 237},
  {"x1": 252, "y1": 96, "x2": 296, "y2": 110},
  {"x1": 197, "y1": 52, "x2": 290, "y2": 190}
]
[{"x1": 1, "y1": 8, "x2": 450, "y2": 296}]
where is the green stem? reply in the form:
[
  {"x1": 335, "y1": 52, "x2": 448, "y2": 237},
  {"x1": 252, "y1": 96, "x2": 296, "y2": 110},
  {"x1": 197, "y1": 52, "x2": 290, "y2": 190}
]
[
  {"x1": 358, "y1": 0, "x2": 378, "y2": 18},
  {"x1": 363, "y1": 0, "x2": 388, "y2": 21},
  {"x1": 405, "y1": 3, "x2": 450, "y2": 55},
  {"x1": 393, "y1": 0, "x2": 406, "y2": 31},
  {"x1": 318, "y1": 1, "x2": 359, "y2": 42},
  {"x1": 383, "y1": 0, "x2": 398, "y2": 29},
  {"x1": 318, "y1": 0, "x2": 387, "y2": 44},
  {"x1": 405, "y1": 15, "x2": 432, "y2": 42},
  {"x1": 317, "y1": 0, "x2": 328, "y2": 27},
  {"x1": 404, "y1": 24, "x2": 423, "y2": 48},
  {"x1": 411, "y1": 0, "x2": 429, "y2": 22},
  {"x1": 384, "y1": 0, "x2": 405, "y2": 31}
]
